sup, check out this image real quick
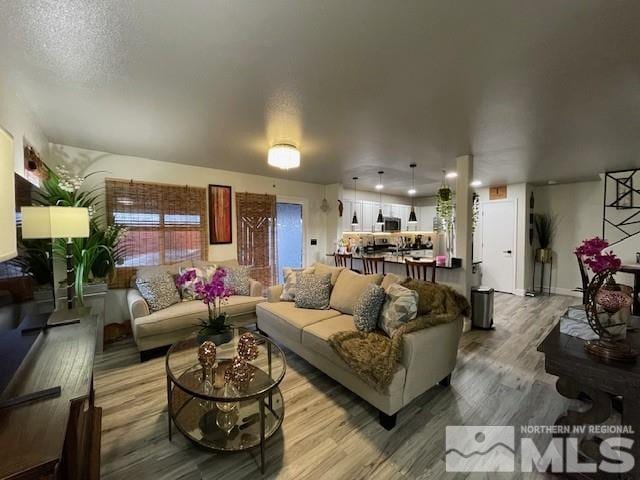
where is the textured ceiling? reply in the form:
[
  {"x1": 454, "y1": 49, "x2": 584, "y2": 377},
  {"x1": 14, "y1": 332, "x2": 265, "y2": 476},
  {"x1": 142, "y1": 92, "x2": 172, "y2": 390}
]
[{"x1": 1, "y1": 1, "x2": 639, "y2": 195}]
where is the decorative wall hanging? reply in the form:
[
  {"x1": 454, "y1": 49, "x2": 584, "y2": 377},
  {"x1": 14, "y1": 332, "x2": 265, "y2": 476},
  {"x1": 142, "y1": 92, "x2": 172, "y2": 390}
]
[
  {"x1": 209, "y1": 184, "x2": 232, "y2": 244},
  {"x1": 603, "y1": 169, "x2": 640, "y2": 246}
]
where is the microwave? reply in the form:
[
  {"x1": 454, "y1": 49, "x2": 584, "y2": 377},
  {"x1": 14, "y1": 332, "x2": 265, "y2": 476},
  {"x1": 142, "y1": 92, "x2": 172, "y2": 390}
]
[{"x1": 383, "y1": 217, "x2": 401, "y2": 232}]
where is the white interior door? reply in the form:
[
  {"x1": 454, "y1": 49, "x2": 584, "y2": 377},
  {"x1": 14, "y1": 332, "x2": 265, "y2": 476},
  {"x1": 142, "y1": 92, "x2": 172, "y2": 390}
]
[{"x1": 481, "y1": 200, "x2": 516, "y2": 293}]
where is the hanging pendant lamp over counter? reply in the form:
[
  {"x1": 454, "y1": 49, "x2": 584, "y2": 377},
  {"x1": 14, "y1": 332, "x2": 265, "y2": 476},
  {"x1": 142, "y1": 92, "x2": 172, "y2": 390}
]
[
  {"x1": 351, "y1": 176, "x2": 359, "y2": 226},
  {"x1": 408, "y1": 163, "x2": 418, "y2": 225},
  {"x1": 376, "y1": 171, "x2": 384, "y2": 224}
]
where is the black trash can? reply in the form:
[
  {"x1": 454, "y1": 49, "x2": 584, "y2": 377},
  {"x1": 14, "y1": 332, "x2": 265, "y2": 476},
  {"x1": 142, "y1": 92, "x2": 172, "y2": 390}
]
[{"x1": 471, "y1": 286, "x2": 494, "y2": 329}]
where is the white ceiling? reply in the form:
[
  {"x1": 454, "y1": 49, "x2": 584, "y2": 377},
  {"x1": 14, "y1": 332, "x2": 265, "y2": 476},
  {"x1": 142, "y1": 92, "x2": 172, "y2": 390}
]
[{"x1": 1, "y1": 1, "x2": 639, "y2": 195}]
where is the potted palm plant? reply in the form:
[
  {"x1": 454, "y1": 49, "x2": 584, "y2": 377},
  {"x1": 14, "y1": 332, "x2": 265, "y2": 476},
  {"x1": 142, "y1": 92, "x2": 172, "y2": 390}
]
[
  {"x1": 534, "y1": 213, "x2": 557, "y2": 264},
  {"x1": 34, "y1": 165, "x2": 127, "y2": 305}
]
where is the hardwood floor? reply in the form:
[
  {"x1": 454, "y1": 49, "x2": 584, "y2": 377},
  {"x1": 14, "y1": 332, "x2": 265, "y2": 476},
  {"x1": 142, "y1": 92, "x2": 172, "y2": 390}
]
[{"x1": 95, "y1": 293, "x2": 577, "y2": 479}]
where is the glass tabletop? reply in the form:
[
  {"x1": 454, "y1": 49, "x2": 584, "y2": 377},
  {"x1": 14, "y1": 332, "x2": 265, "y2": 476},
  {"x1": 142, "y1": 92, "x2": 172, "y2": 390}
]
[{"x1": 166, "y1": 328, "x2": 286, "y2": 401}]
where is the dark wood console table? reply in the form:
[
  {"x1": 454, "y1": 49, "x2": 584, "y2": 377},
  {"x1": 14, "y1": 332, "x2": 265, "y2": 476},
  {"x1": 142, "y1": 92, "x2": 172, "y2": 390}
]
[
  {"x1": 0, "y1": 311, "x2": 101, "y2": 479},
  {"x1": 538, "y1": 319, "x2": 640, "y2": 479}
]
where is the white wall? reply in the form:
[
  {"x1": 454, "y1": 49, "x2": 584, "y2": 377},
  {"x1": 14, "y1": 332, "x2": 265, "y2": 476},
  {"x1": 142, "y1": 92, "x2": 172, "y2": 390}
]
[
  {"x1": 0, "y1": 80, "x2": 49, "y2": 175},
  {"x1": 49, "y1": 144, "x2": 331, "y2": 323},
  {"x1": 533, "y1": 179, "x2": 639, "y2": 295}
]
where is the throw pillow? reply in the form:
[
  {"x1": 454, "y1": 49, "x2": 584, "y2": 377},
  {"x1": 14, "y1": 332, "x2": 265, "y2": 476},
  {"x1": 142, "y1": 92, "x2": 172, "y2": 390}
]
[
  {"x1": 135, "y1": 271, "x2": 181, "y2": 312},
  {"x1": 223, "y1": 265, "x2": 252, "y2": 296},
  {"x1": 353, "y1": 283, "x2": 386, "y2": 332},
  {"x1": 312, "y1": 262, "x2": 345, "y2": 286},
  {"x1": 294, "y1": 273, "x2": 332, "y2": 310},
  {"x1": 379, "y1": 283, "x2": 418, "y2": 337},
  {"x1": 380, "y1": 273, "x2": 406, "y2": 292},
  {"x1": 329, "y1": 269, "x2": 383, "y2": 315},
  {"x1": 177, "y1": 265, "x2": 217, "y2": 300},
  {"x1": 280, "y1": 266, "x2": 315, "y2": 301}
]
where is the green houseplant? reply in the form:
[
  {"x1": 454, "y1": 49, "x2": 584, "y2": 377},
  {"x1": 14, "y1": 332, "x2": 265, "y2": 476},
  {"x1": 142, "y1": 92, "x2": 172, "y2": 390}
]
[
  {"x1": 534, "y1": 213, "x2": 557, "y2": 264},
  {"x1": 33, "y1": 165, "x2": 127, "y2": 305}
]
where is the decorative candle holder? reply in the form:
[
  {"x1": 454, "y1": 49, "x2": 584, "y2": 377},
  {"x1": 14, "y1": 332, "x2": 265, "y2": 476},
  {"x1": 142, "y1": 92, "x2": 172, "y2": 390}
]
[{"x1": 237, "y1": 332, "x2": 259, "y2": 361}]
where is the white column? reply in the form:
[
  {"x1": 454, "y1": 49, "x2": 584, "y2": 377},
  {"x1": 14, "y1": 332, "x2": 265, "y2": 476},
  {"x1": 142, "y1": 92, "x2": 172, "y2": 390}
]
[{"x1": 455, "y1": 155, "x2": 473, "y2": 301}]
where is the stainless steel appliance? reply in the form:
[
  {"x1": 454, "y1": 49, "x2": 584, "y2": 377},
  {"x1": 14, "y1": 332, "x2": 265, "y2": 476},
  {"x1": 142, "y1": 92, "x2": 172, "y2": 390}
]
[{"x1": 383, "y1": 217, "x2": 401, "y2": 232}]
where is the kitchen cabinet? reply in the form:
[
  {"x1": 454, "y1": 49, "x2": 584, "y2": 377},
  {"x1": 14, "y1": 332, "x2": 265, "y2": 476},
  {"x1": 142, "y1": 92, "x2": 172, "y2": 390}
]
[
  {"x1": 342, "y1": 199, "x2": 353, "y2": 232},
  {"x1": 362, "y1": 201, "x2": 375, "y2": 233}
]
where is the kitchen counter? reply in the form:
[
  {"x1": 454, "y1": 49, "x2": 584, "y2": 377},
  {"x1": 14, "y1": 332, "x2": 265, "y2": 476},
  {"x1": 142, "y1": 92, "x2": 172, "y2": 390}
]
[{"x1": 326, "y1": 253, "x2": 462, "y2": 269}]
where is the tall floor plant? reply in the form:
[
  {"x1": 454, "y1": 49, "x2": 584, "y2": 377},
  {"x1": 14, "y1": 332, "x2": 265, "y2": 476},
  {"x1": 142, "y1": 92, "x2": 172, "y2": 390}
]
[{"x1": 35, "y1": 165, "x2": 127, "y2": 305}]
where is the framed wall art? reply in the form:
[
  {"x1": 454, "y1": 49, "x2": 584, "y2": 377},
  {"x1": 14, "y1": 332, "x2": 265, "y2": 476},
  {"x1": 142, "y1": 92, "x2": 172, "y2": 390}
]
[{"x1": 208, "y1": 184, "x2": 232, "y2": 244}]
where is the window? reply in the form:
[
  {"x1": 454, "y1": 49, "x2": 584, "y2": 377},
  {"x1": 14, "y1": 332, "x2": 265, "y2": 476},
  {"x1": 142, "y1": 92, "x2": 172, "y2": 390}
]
[
  {"x1": 106, "y1": 179, "x2": 207, "y2": 288},
  {"x1": 236, "y1": 192, "x2": 277, "y2": 287}
]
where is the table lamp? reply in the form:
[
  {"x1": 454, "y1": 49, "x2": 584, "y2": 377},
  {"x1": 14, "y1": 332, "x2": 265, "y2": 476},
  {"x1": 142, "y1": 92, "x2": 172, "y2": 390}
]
[{"x1": 21, "y1": 206, "x2": 90, "y2": 309}]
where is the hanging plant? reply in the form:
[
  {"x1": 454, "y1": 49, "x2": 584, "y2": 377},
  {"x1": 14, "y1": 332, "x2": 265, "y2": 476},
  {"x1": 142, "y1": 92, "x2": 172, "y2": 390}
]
[
  {"x1": 472, "y1": 192, "x2": 479, "y2": 233},
  {"x1": 438, "y1": 185, "x2": 451, "y2": 202},
  {"x1": 436, "y1": 187, "x2": 454, "y2": 232}
]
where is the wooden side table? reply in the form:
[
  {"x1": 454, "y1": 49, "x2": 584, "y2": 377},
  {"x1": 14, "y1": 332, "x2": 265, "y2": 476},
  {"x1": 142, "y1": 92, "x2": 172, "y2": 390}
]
[{"x1": 538, "y1": 319, "x2": 640, "y2": 479}]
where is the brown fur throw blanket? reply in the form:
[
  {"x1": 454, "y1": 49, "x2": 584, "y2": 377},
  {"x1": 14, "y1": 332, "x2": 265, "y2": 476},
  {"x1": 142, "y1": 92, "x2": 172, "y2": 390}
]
[{"x1": 328, "y1": 279, "x2": 470, "y2": 392}]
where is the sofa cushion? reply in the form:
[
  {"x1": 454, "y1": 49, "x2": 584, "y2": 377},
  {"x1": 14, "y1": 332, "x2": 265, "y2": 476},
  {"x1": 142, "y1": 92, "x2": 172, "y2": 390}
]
[
  {"x1": 353, "y1": 284, "x2": 386, "y2": 332},
  {"x1": 301, "y1": 315, "x2": 406, "y2": 393},
  {"x1": 329, "y1": 269, "x2": 383, "y2": 315},
  {"x1": 256, "y1": 302, "x2": 341, "y2": 343},
  {"x1": 380, "y1": 273, "x2": 406, "y2": 292},
  {"x1": 134, "y1": 295, "x2": 265, "y2": 339},
  {"x1": 312, "y1": 262, "x2": 344, "y2": 286},
  {"x1": 295, "y1": 273, "x2": 332, "y2": 310},
  {"x1": 281, "y1": 266, "x2": 315, "y2": 301},
  {"x1": 135, "y1": 272, "x2": 181, "y2": 312},
  {"x1": 379, "y1": 284, "x2": 418, "y2": 336},
  {"x1": 224, "y1": 265, "x2": 252, "y2": 295}
]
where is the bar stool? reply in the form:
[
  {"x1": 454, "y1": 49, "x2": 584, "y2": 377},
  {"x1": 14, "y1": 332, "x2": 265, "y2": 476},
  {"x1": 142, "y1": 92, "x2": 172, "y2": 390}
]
[
  {"x1": 405, "y1": 258, "x2": 436, "y2": 283},
  {"x1": 334, "y1": 253, "x2": 353, "y2": 270},
  {"x1": 363, "y1": 256, "x2": 385, "y2": 275}
]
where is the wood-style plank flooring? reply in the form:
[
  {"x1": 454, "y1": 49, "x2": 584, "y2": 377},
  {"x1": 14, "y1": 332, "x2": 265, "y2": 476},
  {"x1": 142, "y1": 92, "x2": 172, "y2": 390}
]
[{"x1": 95, "y1": 293, "x2": 577, "y2": 479}]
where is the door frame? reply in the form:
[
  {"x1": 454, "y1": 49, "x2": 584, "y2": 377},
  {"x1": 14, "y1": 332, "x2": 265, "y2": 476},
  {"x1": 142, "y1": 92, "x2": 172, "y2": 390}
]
[
  {"x1": 480, "y1": 199, "x2": 518, "y2": 294},
  {"x1": 276, "y1": 195, "x2": 308, "y2": 268}
]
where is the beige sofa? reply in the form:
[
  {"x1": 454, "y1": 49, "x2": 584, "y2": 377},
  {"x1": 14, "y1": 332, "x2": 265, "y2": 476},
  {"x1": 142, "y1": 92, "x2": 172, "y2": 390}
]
[
  {"x1": 128, "y1": 259, "x2": 265, "y2": 360},
  {"x1": 256, "y1": 265, "x2": 464, "y2": 429}
]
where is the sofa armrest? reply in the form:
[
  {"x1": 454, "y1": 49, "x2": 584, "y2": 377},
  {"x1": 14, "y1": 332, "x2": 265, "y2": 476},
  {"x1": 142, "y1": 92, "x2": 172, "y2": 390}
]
[
  {"x1": 127, "y1": 288, "x2": 150, "y2": 320},
  {"x1": 267, "y1": 284, "x2": 283, "y2": 303},
  {"x1": 400, "y1": 316, "x2": 463, "y2": 403},
  {"x1": 249, "y1": 279, "x2": 263, "y2": 297}
]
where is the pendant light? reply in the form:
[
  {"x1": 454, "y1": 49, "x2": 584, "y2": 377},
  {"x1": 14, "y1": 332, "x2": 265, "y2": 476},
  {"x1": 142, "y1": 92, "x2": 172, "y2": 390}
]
[
  {"x1": 351, "y1": 176, "x2": 359, "y2": 226},
  {"x1": 376, "y1": 171, "x2": 384, "y2": 224},
  {"x1": 408, "y1": 163, "x2": 418, "y2": 225}
]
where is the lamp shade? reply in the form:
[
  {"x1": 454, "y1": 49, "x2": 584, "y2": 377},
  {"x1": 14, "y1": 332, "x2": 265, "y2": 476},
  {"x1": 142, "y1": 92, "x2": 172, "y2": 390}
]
[
  {"x1": 408, "y1": 206, "x2": 418, "y2": 224},
  {"x1": 21, "y1": 206, "x2": 90, "y2": 239},
  {"x1": 0, "y1": 128, "x2": 16, "y2": 262},
  {"x1": 267, "y1": 144, "x2": 300, "y2": 169}
]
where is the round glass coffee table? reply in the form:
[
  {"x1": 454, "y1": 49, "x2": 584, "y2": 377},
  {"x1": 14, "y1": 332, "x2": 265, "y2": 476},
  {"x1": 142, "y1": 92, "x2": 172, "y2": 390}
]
[{"x1": 166, "y1": 328, "x2": 286, "y2": 473}]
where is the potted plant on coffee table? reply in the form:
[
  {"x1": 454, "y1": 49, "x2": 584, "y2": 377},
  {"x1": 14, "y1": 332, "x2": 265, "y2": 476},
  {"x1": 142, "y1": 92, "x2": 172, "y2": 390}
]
[{"x1": 176, "y1": 267, "x2": 233, "y2": 345}]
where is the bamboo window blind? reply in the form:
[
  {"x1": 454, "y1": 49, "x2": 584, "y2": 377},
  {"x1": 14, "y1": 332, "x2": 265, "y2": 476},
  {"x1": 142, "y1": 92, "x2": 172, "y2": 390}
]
[
  {"x1": 236, "y1": 192, "x2": 277, "y2": 287},
  {"x1": 106, "y1": 179, "x2": 207, "y2": 288}
]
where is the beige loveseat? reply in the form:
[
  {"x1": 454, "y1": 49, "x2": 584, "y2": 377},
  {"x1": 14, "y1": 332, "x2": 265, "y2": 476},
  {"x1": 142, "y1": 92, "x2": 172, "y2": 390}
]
[
  {"x1": 128, "y1": 259, "x2": 265, "y2": 360},
  {"x1": 256, "y1": 264, "x2": 464, "y2": 429}
]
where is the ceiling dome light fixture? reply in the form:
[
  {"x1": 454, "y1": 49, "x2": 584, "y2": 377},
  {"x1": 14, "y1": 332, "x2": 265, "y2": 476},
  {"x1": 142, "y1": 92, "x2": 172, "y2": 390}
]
[
  {"x1": 470, "y1": 180, "x2": 482, "y2": 187},
  {"x1": 351, "y1": 176, "x2": 359, "y2": 227},
  {"x1": 376, "y1": 171, "x2": 384, "y2": 224},
  {"x1": 445, "y1": 171, "x2": 458, "y2": 179},
  {"x1": 267, "y1": 144, "x2": 300, "y2": 170},
  {"x1": 408, "y1": 163, "x2": 418, "y2": 225}
]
